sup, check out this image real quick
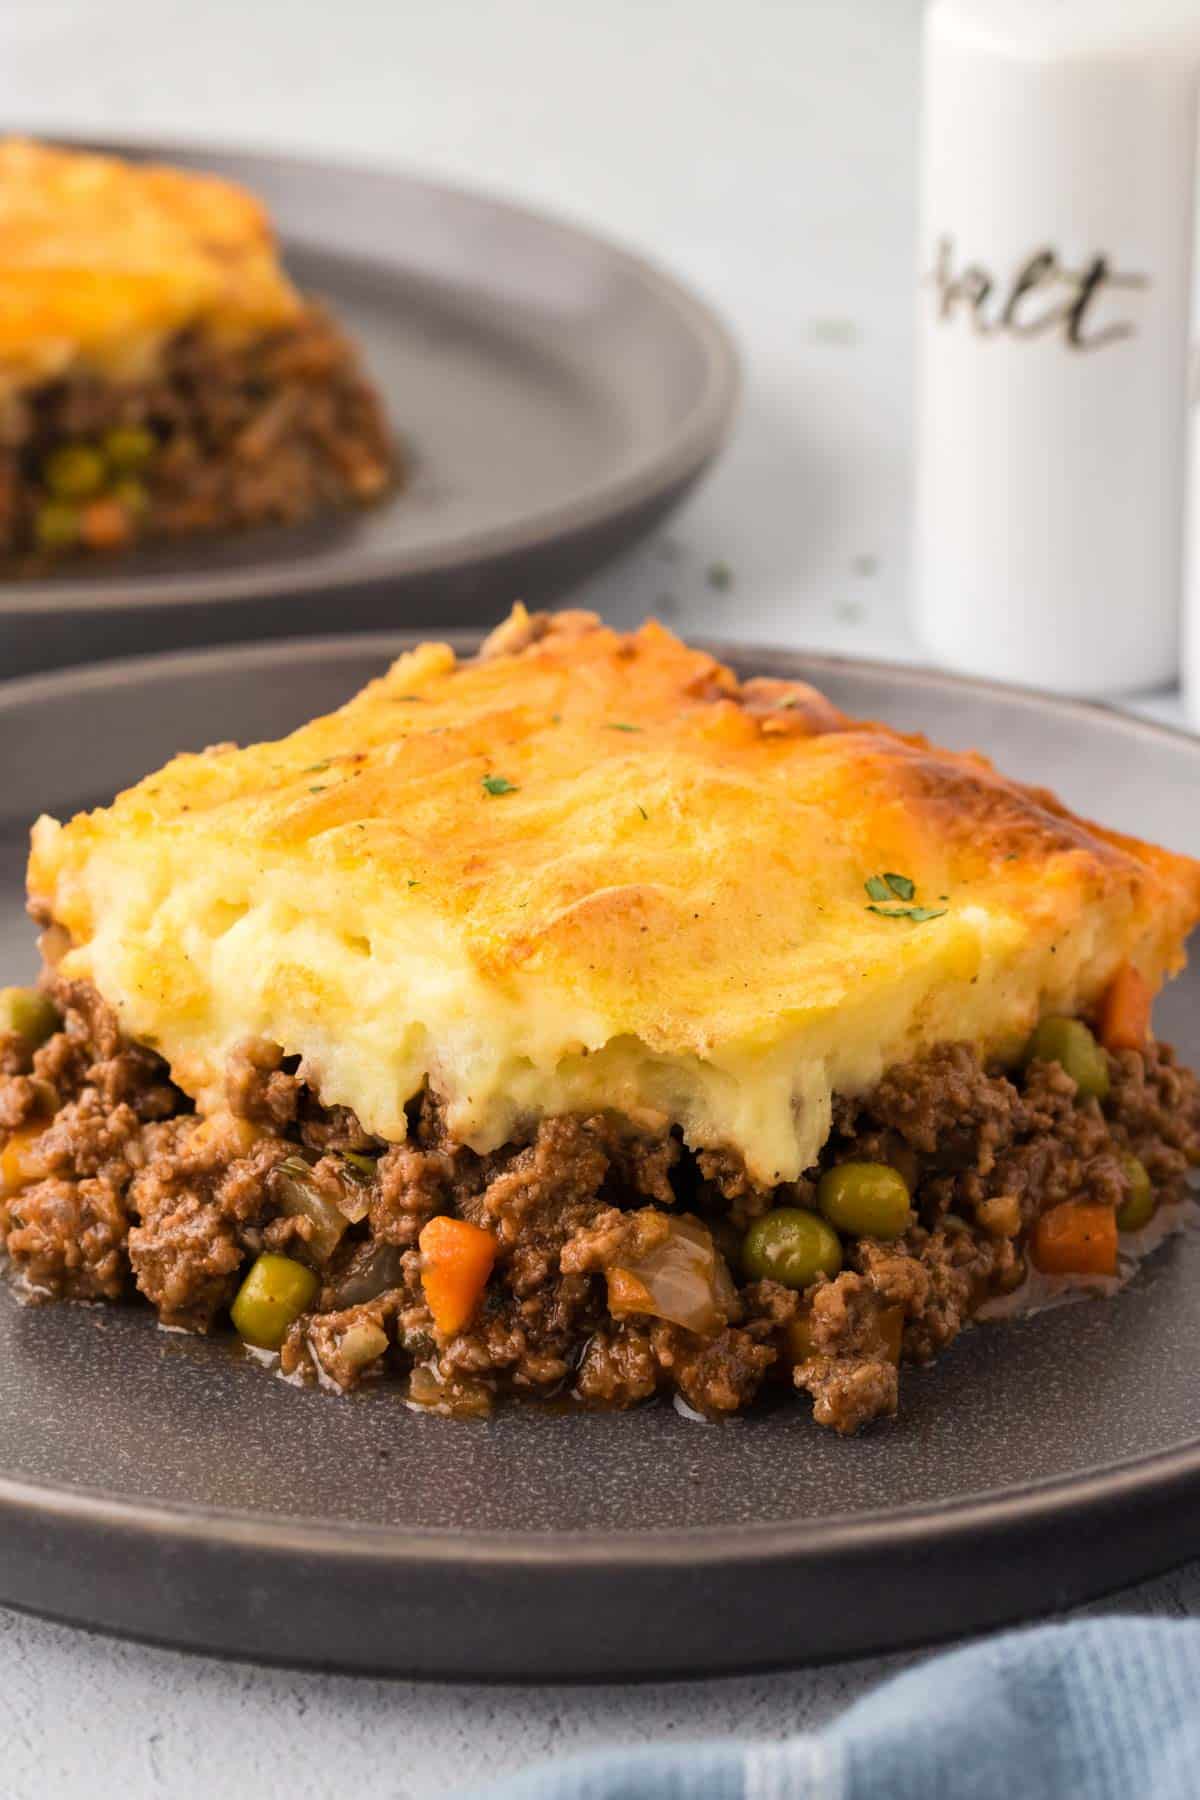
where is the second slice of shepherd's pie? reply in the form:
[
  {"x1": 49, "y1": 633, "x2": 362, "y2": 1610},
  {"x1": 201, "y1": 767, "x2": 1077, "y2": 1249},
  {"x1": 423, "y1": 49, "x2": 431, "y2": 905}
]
[
  {"x1": 0, "y1": 138, "x2": 393, "y2": 563},
  {"x1": 7, "y1": 608, "x2": 1200, "y2": 1433}
]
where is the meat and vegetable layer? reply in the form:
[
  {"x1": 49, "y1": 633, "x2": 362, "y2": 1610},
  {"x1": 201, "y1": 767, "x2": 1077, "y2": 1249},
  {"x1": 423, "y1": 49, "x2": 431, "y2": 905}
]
[
  {"x1": 2, "y1": 975, "x2": 1196, "y2": 1433},
  {"x1": 1, "y1": 308, "x2": 393, "y2": 563}
]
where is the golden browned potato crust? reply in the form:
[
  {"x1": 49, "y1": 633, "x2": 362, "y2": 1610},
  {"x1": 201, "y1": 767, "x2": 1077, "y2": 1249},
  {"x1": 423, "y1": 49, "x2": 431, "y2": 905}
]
[
  {"x1": 29, "y1": 608, "x2": 1200, "y2": 1182},
  {"x1": 0, "y1": 138, "x2": 302, "y2": 393}
]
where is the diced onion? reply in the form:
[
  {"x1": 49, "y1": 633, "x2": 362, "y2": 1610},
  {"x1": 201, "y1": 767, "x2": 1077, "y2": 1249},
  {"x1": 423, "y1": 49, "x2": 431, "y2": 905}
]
[
  {"x1": 404, "y1": 1361, "x2": 492, "y2": 1418},
  {"x1": 274, "y1": 1157, "x2": 348, "y2": 1264},
  {"x1": 336, "y1": 1153, "x2": 378, "y2": 1221},
  {"x1": 327, "y1": 1242, "x2": 403, "y2": 1309},
  {"x1": 607, "y1": 1216, "x2": 733, "y2": 1338},
  {"x1": 335, "y1": 1320, "x2": 389, "y2": 1370},
  {"x1": 334, "y1": 1184, "x2": 371, "y2": 1225},
  {"x1": 407, "y1": 1363, "x2": 445, "y2": 1408},
  {"x1": 672, "y1": 1391, "x2": 716, "y2": 1424}
]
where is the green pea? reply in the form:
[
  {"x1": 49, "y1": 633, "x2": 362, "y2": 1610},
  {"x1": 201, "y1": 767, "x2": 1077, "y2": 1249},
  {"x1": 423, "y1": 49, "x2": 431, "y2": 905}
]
[
  {"x1": 102, "y1": 425, "x2": 156, "y2": 472},
  {"x1": 1026, "y1": 1016, "x2": 1110, "y2": 1101},
  {"x1": 33, "y1": 500, "x2": 79, "y2": 550},
  {"x1": 0, "y1": 986, "x2": 60, "y2": 1050},
  {"x1": 337, "y1": 1320, "x2": 389, "y2": 1370},
  {"x1": 231, "y1": 1252, "x2": 318, "y2": 1350},
  {"x1": 43, "y1": 444, "x2": 106, "y2": 500},
  {"x1": 817, "y1": 1162, "x2": 914, "y2": 1240},
  {"x1": 111, "y1": 475, "x2": 149, "y2": 516},
  {"x1": 741, "y1": 1207, "x2": 842, "y2": 1289},
  {"x1": 1116, "y1": 1153, "x2": 1155, "y2": 1233}
]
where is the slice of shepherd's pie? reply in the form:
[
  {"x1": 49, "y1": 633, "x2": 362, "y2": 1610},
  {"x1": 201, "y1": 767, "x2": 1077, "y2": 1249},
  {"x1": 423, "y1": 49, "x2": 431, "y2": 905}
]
[
  {"x1": 3, "y1": 608, "x2": 1199, "y2": 1432},
  {"x1": 0, "y1": 138, "x2": 393, "y2": 565}
]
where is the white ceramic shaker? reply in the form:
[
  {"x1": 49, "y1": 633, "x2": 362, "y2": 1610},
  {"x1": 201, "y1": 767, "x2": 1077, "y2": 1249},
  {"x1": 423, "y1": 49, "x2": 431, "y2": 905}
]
[{"x1": 914, "y1": 0, "x2": 1200, "y2": 696}]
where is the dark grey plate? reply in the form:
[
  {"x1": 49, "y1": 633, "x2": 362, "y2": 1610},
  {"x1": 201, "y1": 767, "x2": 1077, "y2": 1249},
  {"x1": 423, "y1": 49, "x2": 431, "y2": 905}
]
[
  {"x1": 0, "y1": 139, "x2": 738, "y2": 679},
  {"x1": 0, "y1": 637, "x2": 1198, "y2": 1680}
]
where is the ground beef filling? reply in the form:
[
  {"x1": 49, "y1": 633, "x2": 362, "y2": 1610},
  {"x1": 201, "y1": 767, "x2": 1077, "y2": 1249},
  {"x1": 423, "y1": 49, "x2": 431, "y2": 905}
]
[
  {"x1": 1, "y1": 976, "x2": 1198, "y2": 1433},
  {"x1": 0, "y1": 304, "x2": 394, "y2": 564}
]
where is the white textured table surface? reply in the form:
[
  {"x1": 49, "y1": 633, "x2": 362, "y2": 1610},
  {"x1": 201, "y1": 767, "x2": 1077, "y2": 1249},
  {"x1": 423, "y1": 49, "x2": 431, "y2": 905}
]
[{"x1": 1, "y1": 2, "x2": 1196, "y2": 1794}]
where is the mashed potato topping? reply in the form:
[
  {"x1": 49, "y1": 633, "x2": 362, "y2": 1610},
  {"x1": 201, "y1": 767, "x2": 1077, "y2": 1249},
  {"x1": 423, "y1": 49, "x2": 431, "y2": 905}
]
[
  {"x1": 28, "y1": 609, "x2": 1200, "y2": 1183},
  {"x1": 0, "y1": 138, "x2": 302, "y2": 394}
]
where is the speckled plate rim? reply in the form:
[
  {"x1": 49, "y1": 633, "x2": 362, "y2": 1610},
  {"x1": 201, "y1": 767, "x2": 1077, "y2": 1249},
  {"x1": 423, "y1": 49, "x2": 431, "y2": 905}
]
[
  {"x1": 2, "y1": 635, "x2": 1199, "y2": 1675},
  {"x1": 0, "y1": 1417, "x2": 1197, "y2": 1564},
  {"x1": 0, "y1": 133, "x2": 740, "y2": 618}
]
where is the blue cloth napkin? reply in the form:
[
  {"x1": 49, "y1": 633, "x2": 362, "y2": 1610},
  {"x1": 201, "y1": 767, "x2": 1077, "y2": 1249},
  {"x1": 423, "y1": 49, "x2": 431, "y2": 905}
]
[{"x1": 477, "y1": 1618, "x2": 1200, "y2": 1799}]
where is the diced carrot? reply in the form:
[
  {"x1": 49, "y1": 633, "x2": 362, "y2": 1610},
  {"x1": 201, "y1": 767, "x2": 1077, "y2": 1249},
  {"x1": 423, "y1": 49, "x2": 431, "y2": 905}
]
[
  {"x1": 78, "y1": 497, "x2": 133, "y2": 551},
  {"x1": 1031, "y1": 1201, "x2": 1118, "y2": 1277},
  {"x1": 0, "y1": 1124, "x2": 48, "y2": 1199},
  {"x1": 782, "y1": 1313, "x2": 815, "y2": 1367},
  {"x1": 606, "y1": 1267, "x2": 655, "y2": 1319},
  {"x1": 1099, "y1": 962, "x2": 1153, "y2": 1053},
  {"x1": 418, "y1": 1215, "x2": 497, "y2": 1335},
  {"x1": 875, "y1": 1303, "x2": 905, "y2": 1365}
]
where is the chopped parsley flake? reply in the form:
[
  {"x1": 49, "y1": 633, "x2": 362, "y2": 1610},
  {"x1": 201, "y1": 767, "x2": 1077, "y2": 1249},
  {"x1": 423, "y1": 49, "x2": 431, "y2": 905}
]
[
  {"x1": 606, "y1": 722, "x2": 642, "y2": 733},
  {"x1": 636, "y1": 804, "x2": 648, "y2": 820},
  {"x1": 309, "y1": 785, "x2": 328, "y2": 793},
  {"x1": 867, "y1": 904, "x2": 947, "y2": 924},
  {"x1": 482, "y1": 775, "x2": 519, "y2": 796},
  {"x1": 866, "y1": 870, "x2": 920, "y2": 906},
  {"x1": 407, "y1": 879, "x2": 420, "y2": 888},
  {"x1": 707, "y1": 560, "x2": 733, "y2": 591},
  {"x1": 302, "y1": 760, "x2": 332, "y2": 774}
]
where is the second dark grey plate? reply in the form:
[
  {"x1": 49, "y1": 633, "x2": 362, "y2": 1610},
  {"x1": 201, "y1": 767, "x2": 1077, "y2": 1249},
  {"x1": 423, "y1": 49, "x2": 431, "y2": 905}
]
[
  {"x1": 0, "y1": 138, "x2": 738, "y2": 678},
  {"x1": 0, "y1": 637, "x2": 1198, "y2": 1679}
]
